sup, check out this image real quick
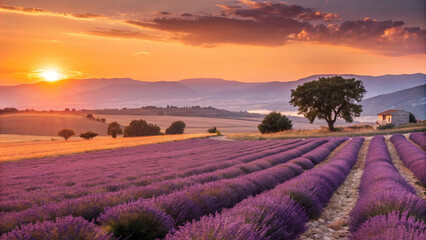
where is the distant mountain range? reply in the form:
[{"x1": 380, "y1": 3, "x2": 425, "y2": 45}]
[{"x1": 0, "y1": 73, "x2": 424, "y2": 118}]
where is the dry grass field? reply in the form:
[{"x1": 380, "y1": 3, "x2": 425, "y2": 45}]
[
  {"x1": 95, "y1": 114, "x2": 324, "y2": 133},
  {"x1": 0, "y1": 113, "x2": 108, "y2": 136},
  {"x1": 0, "y1": 133, "x2": 212, "y2": 162},
  {"x1": 228, "y1": 124, "x2": 426, "y2": 140}
]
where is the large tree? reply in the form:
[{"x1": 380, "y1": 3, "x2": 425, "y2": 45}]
[{"x1": 290, "y1": 76, "x2": 366, "y2": 131}]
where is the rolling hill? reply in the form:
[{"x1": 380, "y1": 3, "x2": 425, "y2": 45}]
[
  {"x1": 361, "y1": 84, "x2": 426, "y2": 119},
  {"x1": 1, "y1": 73, "x2": 424, "y2": 115}
]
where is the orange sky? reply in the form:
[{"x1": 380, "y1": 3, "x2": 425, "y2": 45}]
[{"x1": 0, "y1": 0, "x2": 425, "y2": 85}]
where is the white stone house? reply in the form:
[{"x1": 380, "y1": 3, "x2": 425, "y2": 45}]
[{"x1": 377, "y1": 110, "x2": 410, "y2": 126}]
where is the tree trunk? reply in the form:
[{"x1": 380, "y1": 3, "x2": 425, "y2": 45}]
[{"x1": 327, "y1": 120, "x2": 335, "y2": 131}]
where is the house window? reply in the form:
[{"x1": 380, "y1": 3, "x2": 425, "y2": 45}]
[
  {"x1": 382, "y1": 115, "x2": 385, "y2": 120},
  {"x1": 387, "y1": 117, "x2": 391, "y2": 122}
]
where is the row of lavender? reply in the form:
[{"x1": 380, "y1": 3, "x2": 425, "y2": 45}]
[
  {"x1": 391, "y1": 134, "x2": 426, "y2": 185},
  {"x1": 349, "y1": 136, "x2": 425, "y2": 239},
  {"x1": 0, "y1": 138, "x2": 338, "y2": 235},
  {"x1": 1, "y1": 139, "x2": 299, "y2": 212},
  {"x1": 409, "y1": 131, "x2": 426, "y2": 151},
  {"x1": 0, "y1": 139, "x2": 308, "y2": 218},
  {"x1": 165, "y1": 137, "x2": 364, "y2": 240},
  {"x1": 98, "y1": 138, "x2": 346, "y2": 239},
  {"x1": 0, "y1": 138, "x2": 346, "y2": 239}
]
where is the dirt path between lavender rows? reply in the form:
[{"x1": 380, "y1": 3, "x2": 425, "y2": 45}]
[{"x1": 300, "y1": 139, "x2": 369, "y2": 240}]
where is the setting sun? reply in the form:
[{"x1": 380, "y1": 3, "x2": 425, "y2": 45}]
[{"x1": 41, "y1": 70, "x2": 60, "y2": 82}]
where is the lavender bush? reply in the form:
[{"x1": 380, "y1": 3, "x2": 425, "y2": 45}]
[
  {"x1": 409, "y1": 131, "x2": 426, "y2": 151},
  {"x1": 351, "y1": 211, "x2": 426, "y2": 240},
  {"x1": 0, "y1": 216, "x2": 113, "y2": 240},
  {"x1": 390, "y1": 134, "x2": 426, "y2": 185}
]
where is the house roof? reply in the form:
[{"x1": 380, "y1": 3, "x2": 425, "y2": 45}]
[{"x1": 377, "y1": 109, "x2": 401, "y2": 115}]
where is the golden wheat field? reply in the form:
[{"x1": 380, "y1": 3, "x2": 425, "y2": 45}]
[
  {"x1": 0, "y1": 133, "x2": 213, "y2": 162},
  {"x1": 0, "y1": 113, "x2": 108, "y2": 136}
]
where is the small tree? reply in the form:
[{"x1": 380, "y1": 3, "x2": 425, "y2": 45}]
[
  {"x1": 79, "y1": 131, "x2": 98, "y2": 139},
  {"x1": 290, "y1": 76, "x2": 366, "y2": 131},
  {"x1": 409, "y1": 113, "x2": 417, "y2": 123},
  {"x1": 123, "y1": 119, "x2": 161, "y2": 137},
  {"x1": 208, "y1": 126, "x2": 218, "y2": 133},
  {"x1": 107, "y1": 122, "x2": 123, "y2": 138},
  {"x1": 166, "y1": 121, "x2": 186, "y2": 135},
  {"x1": 58, "y1": 129, "x2": 75, "y2": 140},
  {"x1": 258, "y1": 111, "x2": 292, "y2": 133}
]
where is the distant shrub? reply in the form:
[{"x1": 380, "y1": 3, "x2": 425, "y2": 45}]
[
  {"x1": 107, "y1": 122, "x2": 122, "y2": 138},
  {"x1": 57, "y1": 129, "x2": 75, "y2": 140},
  {"x1": 165, "y1": 121, "x2": 186, "y2": 135},
  {"x1": 258, "y1": 112, "x2": 292, "y2": 134},
  {"x1": 409, "y1": 113, "x2": 417, "y2": 123},
  {"x1": 216, "y1": 130, "x2": 222, "y2": 136},
  {"x1": 0, "y1": 107, "x2": 18, "y2": 113},
  {"x1": 80, "y1": 131, "x2": 98, "y2": 140},
  {"x1": 123, "y1": 119, "x2": 161, "y2": 137},
  {"x1": 377, "y1": 123, "x2": 394, "y2": 130},
  {"x1": 208, "y1": 126, "x2": 218, "y2": 133},
  {"x1": 100, "y1": 118, "x2": 106, "y2": 123},
  {"x1": 86, "y1": 114, "x2": 94, "y2": 119},
  {"x1": 64, "y1": 108, "x2": 70, "y2": 112}
]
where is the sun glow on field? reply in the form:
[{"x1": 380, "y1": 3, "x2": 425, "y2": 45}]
[{"x1": 41, "y1": 70, "x2": 60, "y2": 82}]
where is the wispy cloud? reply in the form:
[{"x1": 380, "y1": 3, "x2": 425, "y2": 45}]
[
  {"x1": 0, "y1": 5, "x2": 105, "y2": 20},
  {"x1": 133, "y1": 51, "x2": 150, "y2": 55}
]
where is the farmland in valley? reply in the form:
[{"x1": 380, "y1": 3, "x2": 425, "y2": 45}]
[{"x1": 0, "y1": 133, "x2": 424, "y2": 239}]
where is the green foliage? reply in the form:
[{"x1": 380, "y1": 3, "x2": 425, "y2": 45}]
[
  {"x1": 409, "y1": 113, "x2": 417, "y2": 123},
  {"x1": 57, "y1": 129, "x2": 75, "y2": 140},
  {"x1": 79, "y1": 131, "x2": 98, "y2": 139},
  {"x1": 165, "y1": 121, "x2": 186, "y2": 135},
  {"x1": 289, "y1": 76, "x2": 366, "y2": 131},
  {"x1": 377, "y1": 123, "x2": 394, "y2": 130},
  {"x1": 123, "y1": 119, "x2": 161, "y2": 137},
  {"x1": 216, "y1": 130, "x2": 222, "y2": 136},
  {"x1": 258, "y1": 112, "x2": 293, "y2": 134},
  {"x1": 107, "y1": 122, "x2": 123, "y2": 138},
  {"x1": 208, "y1": 126, "x2": 218, "y2": 133}
]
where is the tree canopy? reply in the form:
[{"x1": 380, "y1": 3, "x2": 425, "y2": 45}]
[
  {"x1": 107, "y1": 122, "x2": 123, "y2": 138},
  {"x1": 57, "y1": 129, "x2": 75, "y2": 140},
  {"x1": 123, "y1": 119, "x2": 161, "y2": 137},
  {"x1": 165, "y1": 121, "x2": 186, "y2": 135},
  {"x1": 289, "y1": 76, "x2": 366, "y2": 131},
  {"x1": 79, "y1": 131, "x2": 98, "y2": 140},
  {"x1": 258, "y1": 111, "x2": 292, "y2": 133}
]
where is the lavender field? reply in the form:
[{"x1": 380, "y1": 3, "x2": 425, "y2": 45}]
[{"x1": 0, "y1": 135, "x2": 425, "y2": 240}]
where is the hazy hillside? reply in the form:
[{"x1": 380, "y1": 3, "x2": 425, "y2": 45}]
[
  {"x1": 362, "y1": 84, "x2": 426, "y2": 119},
  {"x1": 1, "y1": 73, "x2": 424, "y2": 114}
]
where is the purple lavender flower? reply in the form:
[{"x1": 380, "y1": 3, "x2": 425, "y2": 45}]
[{"x1": 0, "y1": 216, "x2": 113, "y2": 240}]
